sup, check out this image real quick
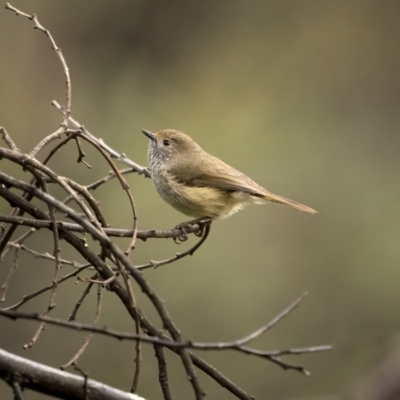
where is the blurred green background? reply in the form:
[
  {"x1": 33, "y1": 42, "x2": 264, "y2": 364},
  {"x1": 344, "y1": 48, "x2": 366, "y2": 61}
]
[{"x1": 1, "y1": 1, "x2": 400, "y2": 399}]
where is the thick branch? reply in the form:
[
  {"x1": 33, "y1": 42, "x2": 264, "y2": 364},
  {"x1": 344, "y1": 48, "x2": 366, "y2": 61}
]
[{"x1": 0, "y1": 348, "x2": 145, "y2": 400}]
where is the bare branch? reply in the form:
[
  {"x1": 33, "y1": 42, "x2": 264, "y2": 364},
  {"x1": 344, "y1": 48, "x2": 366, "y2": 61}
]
[
  {"x1": 5, "y1": 3, "x2": 71, "y2": 127},
  {"x1": 73, "y1": 366, "x2": 89, "y2": 400},
  {"x1": 0, "y1": 306, "x2": 332, "y2": 365},
  {"x1": 136, "y1": 223, "x2": 211, "y2": 270},
  {"x1": 52, "y1": 101, "x2": 150, "y2": 178},
  {"x1": 7, "y1": 242, "x2": 84, "y2": 269},
  {"x1": 66, "y1": 129, "x2": 139, "y2": 255},
  {"x1": 63, "y1": 178, "x2": 108, "y2": 228},
  {"x1": 0, "y1": 246, "x2": 20, "y2": 302},
  {"x1": 62, "y1": 281, "x2": 103, "y2": 370},
  {"x1": 0, "y1": 347, "x2": 146, "y2": 400},
  {"x1": 41, "y1": 180, "x2": 62, "y2": 310},
  {"x1": 3, "y1": 265, "x2": 91, "y2": 312},
  {"x1": 154, "y1": 345, "x2": 173, "y2": 400},
  {"x1": 0, "y1": 126, "x2": 19, "y2": 151},
  {"x1": 68, "y1": 280, "x2": 95, "y2": 322},
  {"x1": 29, "y1": 127, "x2": 66, "y2": 159},
  {"x1": 0, "y1": 213, "x2": 203, "y2": 241},
  {"x1": 73, "y1": 137, "x2": 92, "y2": 168},
  {"x1": 235, "y1": 291, "x2": 308, "y2": 346},
  {"x1": 23, "y1": 320, "x2": 46, "y2": 349}
]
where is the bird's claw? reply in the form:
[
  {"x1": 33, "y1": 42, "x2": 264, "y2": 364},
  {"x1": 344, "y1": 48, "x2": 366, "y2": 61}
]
[
  {"x1": 173, "y1": 224, "x2": 189, "y2": 243},
  {"x1": 194, "y1": 226, "x2": 204, "y2": 237},
  {"x1": 173, "y1": 218, "x2": 212, "y2": 244},
  {"x1": 174, "y1": 233, "x2": 188, "y2": 243}
]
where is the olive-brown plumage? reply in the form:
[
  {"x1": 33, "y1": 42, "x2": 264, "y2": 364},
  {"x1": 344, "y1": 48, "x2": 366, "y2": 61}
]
[{"x1": 142, "y1": 129, "x2": 317, "y2": 219}]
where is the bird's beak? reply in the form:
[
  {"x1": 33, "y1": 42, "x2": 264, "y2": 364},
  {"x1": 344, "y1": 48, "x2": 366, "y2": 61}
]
[{"x1": 141, "y1": 129, "x2": 156, "y2": 141}]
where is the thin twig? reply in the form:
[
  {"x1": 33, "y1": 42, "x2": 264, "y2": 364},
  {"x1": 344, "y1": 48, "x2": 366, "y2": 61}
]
[
  {"x1": 68, "y1": 279, "x2": 95, "y2": 322},
  {"x1": 42, "y1": 129, "x2": 81, "y2": 164},
  {"x1": 77, "y1": 274, "x2": 119, "y2": 286},
  {"x1": 62, "y1": 282, "x2": 103, "y2": 370},
  {"x1": 69, "y1": 129, "x2": 138, "y2": 254},
  {"x1": 23, "y1": 321, "x2": 46, "y2": 349},
  {"x1": 73, "y1": 366, "x2": 90, "y2": 400},
  {"x1": 73, "y1": 137, "x2": 91, "y2": 168},
  {"x1": 0, "y1": 126, "x2": 19, "y2": 151},
  {"x1": 63, "y1": 178, "x2": 108, "y2": 228},
  {"x1": 11, "y1": 380, "x2": 26, "y2": 400},
  {"x1": 1, "y1": 246, "x2": 20, "y2": 302},
  {"x1": 41, "y1": 180, "x2": 62, "y2": 310},
  {"x1": 0, "y1": 226, "x2": 35, "y2": 262},
  {"x1": 52, "y1": 101, "x2": 150, "y2": 178},
  {"x1": 29, "y1": 128, "x2": 65, "y2": 159},
  {"x1": 5, "y1": 3, "x2": 71, "y2": 127},
  {"x1": 19, "y1": 181, "x2": 62, "y2": 348},
  {"x1": 2, "y1": 265, "x2": 91, "y2": 311},
  {"x1": 235, "y1": 291, "x2": 308, "y2": 346},
  {"x1": 136, "y1": 223, "x2": 211, "y2": 271},
  {"x1": 8, "y1": 242, "x2": 83, "y2": 269},
  {"x1": 110, "y1": 255, "x2": 142, "y2": 393},
  {"x1": 84, "y1": 167, "x2": 140, "y2": 191}
]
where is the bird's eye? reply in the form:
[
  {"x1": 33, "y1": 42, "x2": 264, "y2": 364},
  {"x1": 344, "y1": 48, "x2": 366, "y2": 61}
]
[{"x1": 163, "y1": 139, "x2": 171, "y2": 146}]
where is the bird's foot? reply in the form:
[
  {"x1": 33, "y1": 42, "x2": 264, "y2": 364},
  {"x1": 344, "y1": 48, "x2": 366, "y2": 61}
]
[
  {"x1": 173, "y1": 224, "x2": 188, "y2": 243},
  {"x1": 174, "y1": 217, "x2": 212, "y2": 243}
]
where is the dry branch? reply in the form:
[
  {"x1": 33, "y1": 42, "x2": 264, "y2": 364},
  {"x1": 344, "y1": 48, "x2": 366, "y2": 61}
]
[{"x1": 0, "y1": 348, "x2": 145, "y2": 400}]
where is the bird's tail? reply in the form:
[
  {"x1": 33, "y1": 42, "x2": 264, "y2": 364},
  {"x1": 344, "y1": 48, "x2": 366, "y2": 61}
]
[{"x1": 261, "y1": 192, "x2": 317, "y2": 214}]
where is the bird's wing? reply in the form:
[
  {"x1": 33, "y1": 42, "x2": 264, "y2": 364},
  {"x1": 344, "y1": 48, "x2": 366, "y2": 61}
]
[
  {"x1": 170, "y1": 153, "x2": 317, "y2": 214},
  {"x1": 171, "y1": 154, "x2": 267, "y2": 197}
]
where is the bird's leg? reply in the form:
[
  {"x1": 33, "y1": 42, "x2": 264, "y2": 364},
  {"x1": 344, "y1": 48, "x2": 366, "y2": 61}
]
[{"x1": 174, "y1": 217, "x2": 212, "y2": 243}]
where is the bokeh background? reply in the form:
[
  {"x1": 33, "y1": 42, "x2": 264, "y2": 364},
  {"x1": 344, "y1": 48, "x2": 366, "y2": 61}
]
[{"x1": 1, "y1": 1, "x2": 400, "y2": 399}]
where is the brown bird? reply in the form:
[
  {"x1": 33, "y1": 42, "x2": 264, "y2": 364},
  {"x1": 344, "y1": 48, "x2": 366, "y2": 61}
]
[{"x1": 142, "y1": 129, "x2": 317, "y2": 221}]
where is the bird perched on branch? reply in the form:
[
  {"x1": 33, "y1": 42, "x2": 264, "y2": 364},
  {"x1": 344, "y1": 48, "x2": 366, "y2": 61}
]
[{"x1": 142, "y1": 129, "x2": 316, "y2": 227}]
